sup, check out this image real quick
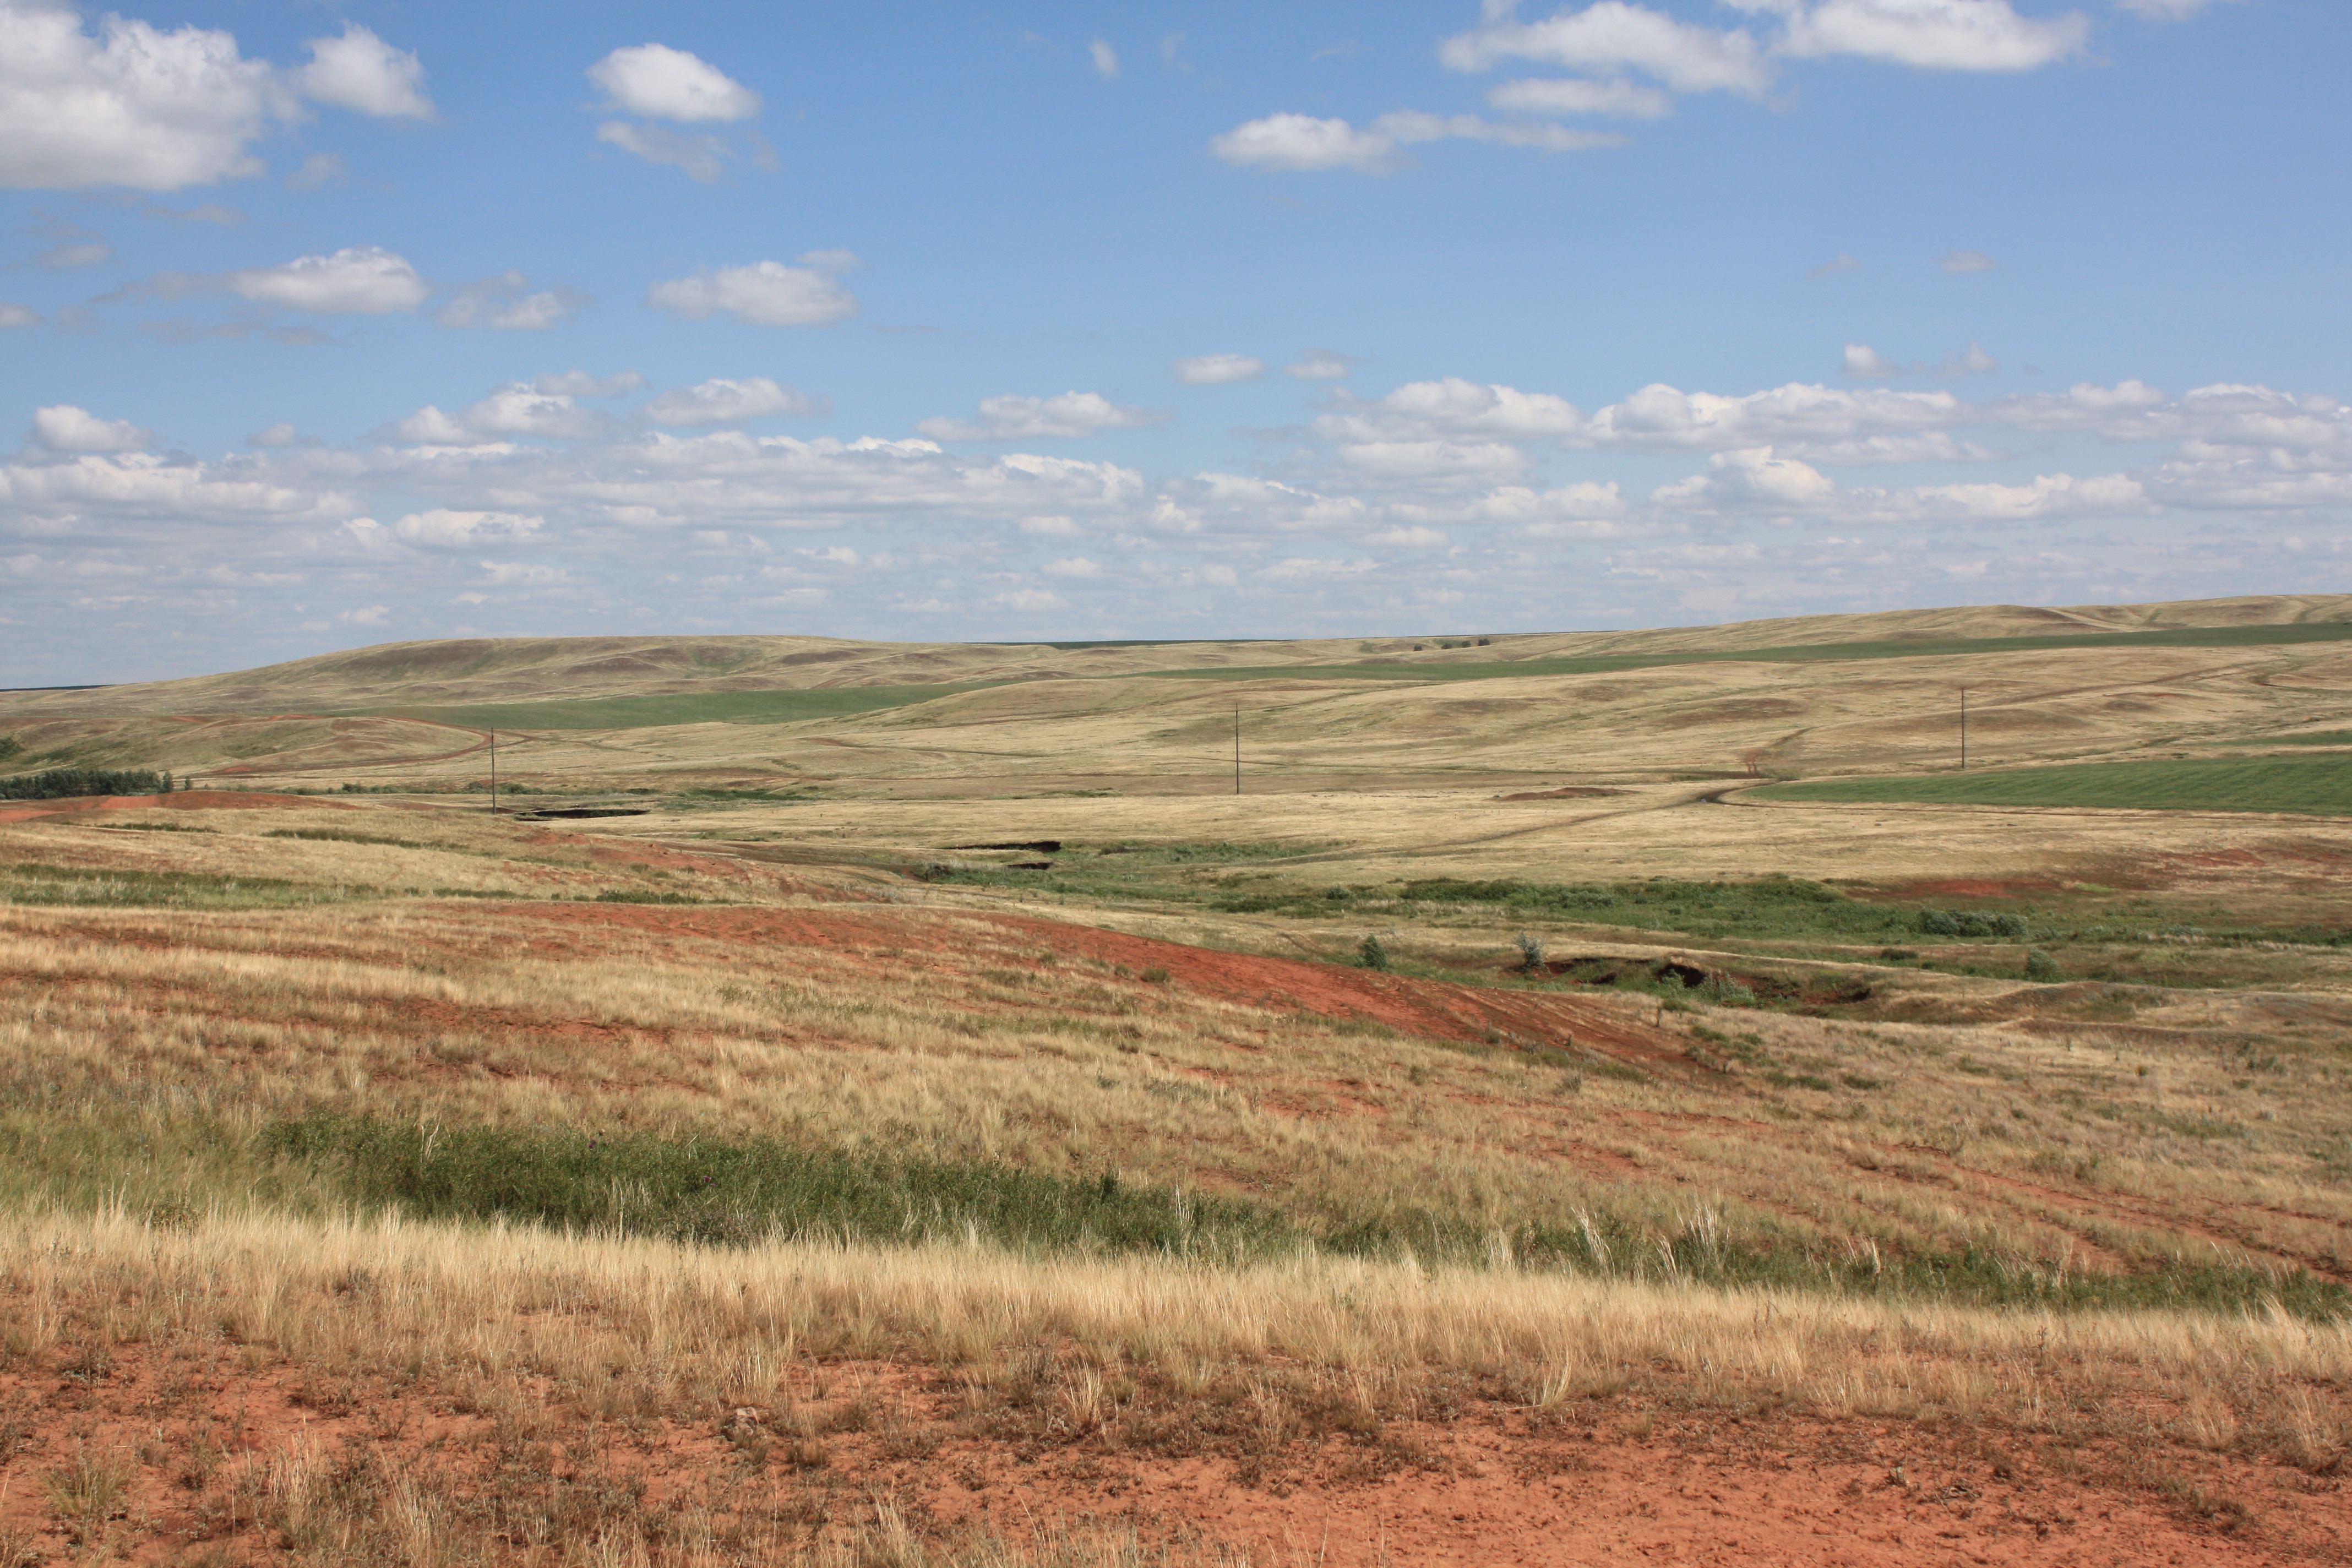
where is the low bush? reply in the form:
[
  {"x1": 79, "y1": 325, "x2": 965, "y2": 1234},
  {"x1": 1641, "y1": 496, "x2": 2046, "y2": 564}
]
[{"x1": 0, "y1": 767, "x2": 174, "y2": 801}]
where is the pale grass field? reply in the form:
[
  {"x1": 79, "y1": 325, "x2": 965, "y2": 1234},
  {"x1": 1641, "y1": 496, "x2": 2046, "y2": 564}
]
[{"x1": 10, "y1": 1203, "x2": 2352, "y2": 1463}]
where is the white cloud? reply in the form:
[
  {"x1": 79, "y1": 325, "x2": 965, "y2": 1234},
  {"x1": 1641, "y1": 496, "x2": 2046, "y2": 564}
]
[
  {"x1": 1335, "y1": 440, "x2": 1531, "y2": 482},
  {"x1": 596, "y1": 121, "x2": 730, "y2": 183},
  {"x1": 479, "y1": 560, "x2": 567, "y2": 587},
  {"x1": 247, "y1": 423, "x2": 301, "y2": 448},
  {"x1": 390, "y1": 384, "x2": 611, "y2": 444},
  {"x1": 918, "y1": 391, "x2": 1169, "y2": 442},
  {"x1": 1652, "y1": 446, "x2": 1839, "y2": 510},
  {"x1": 535, "y1": 370, "x2": 644, "y2": 398},
  {"x1": 37, "y1": 240, "x2": 110, "y2": 268},
  {"x1": 0, "y1": 303, "x2": 39, "y2": 328},
  {"x1": 1578, "y1": 380, "x2": 1973, "y2": 459},
  {"x1": 648, "y1": 259, "x2": 859, "y2": 326},
  {"x1": 1809, "y1": 252, "x2": 1862, "y2": 277},
  {"x1": 994, "y1": 587, "x2": 1066, "y2": 610},
  {"x1": 1315, "y1": 379, "x2": 1586, "y2": 442},
  {"x1": 285, "y1": 153, "x2": 345, "y2": 191},
  {"x1": 1264, "y1": 557, "x2": 1381, "y2": 580},
  {"x1": 217, "y1": 246, "x2": 428, "y2": 313},
  {"x1": 1441, "y1": 3, "x2": 1776, "y2": 96},
  {"x1": 1210, "y1": 110, "x2": 1621, "y2": 172},
  {"x1": 391, "y1": 509, "x2": 543, "y2": 547},
  {"x1": 1485, "y1": 76, "x2": 1675, "y2": 117},
  {"x1": 297, "y1": 24, "x2": 432, "y2": 119},
  {"x1": 1173, "y1": 353, "x2": 1265, "y2": 385},
  {"x1": 589, "y1": 44, "x2": 760, "y2": 122},
  {"x1": 644, "y1": 377, "x2": 829, "y2": 426},
  {"x1": 1842, "y1": 344, "x2": 1904, "y2": 379},
  {"x1": 31, "y1": 405, "x2": 151, "y2": 453},
  {"x1": 1089, "y1": 39, "x2": 1120, "y2": 78},
  {"x1": 0, "y1": 1, "x2": 287, "y2": 190},
  {"x1": 1286, "y1": 350, "x2": 1359, "y2": 380},
  {"x1": 437, "y1": 271, "x2": 580, "y2": 329},
  {"x1": 1940, "y1": 247, "x2": 1999, "y2": 273},
  {"x1": 1019, "y1": 515, "x2": 1084, "y2": 536},
  {"x1": 1910, "y1": 471, "x2": 2144, "y2": 518},
  {"x1": 1043, "y1": 556, "x2": 1103, "y2": 578},
  {"x1": 1763, "y1": 0, "x2": 2092, "y2": 70},
  {"x1": 2115, "y1": 0, "x2": 2239, "y2": 16},
  {"x1": 342, "y1": 605, "x2": 390, "y2": 625},
  {"x1": 1368, "y1": 525, "x2": 1449, "y2": 547}
]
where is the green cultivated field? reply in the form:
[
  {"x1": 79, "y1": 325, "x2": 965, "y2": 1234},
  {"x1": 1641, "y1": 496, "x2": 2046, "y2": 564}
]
[{"x1": 1751, "y1": 753, "x2": 2352, "y2": 816}]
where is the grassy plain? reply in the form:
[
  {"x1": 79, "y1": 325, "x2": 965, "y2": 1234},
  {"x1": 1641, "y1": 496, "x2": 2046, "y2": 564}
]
[{"x1": 8, "y1": 593, "x2": 2352, "y2": 1561}]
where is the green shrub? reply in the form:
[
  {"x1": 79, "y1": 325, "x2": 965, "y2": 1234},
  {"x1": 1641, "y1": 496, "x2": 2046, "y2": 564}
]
[
  {"x1": 1513, "y1": 932, "x2": 1545, "y2": 972},
  {"x1": 1357, "y1": 934, "x2": 1390, "y2": 971},
  {"x1": 2024, "y1": 948, "x2": 2063, "y2": 982},
  {"x1": 0, "y1": 767, "x2": 173, "y2": 802},
  {"x1": 1917, "y1": 908, "x2": 2029, "y2": 939}
]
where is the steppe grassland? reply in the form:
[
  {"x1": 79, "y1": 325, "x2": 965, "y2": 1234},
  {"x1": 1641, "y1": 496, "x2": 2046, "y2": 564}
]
[{"x1": 2, "y1": 812, "x2": 2350, "y2": 1305}]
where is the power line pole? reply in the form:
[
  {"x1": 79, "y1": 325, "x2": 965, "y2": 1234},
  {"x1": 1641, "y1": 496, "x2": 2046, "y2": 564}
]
[
  {"x1": 489, "y1": 727, "x2": 499, "y2": 813},
  {"x1": 1959, "y1": 688, "x2": 1967, "y2": 771},
  {"x1": 1233, "y1": 703, "x2": 1241, "y2": 796}
]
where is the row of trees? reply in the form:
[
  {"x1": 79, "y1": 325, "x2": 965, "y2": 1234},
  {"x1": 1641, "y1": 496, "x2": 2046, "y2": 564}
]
[{"x1": 0, "y1": 767, "x2": 182, "y2": 801}]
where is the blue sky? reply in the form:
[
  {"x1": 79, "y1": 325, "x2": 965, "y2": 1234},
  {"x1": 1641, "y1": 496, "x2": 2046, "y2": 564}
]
[{"x1": 1, "y1": 0, "x2": 2346, "y2": 682}]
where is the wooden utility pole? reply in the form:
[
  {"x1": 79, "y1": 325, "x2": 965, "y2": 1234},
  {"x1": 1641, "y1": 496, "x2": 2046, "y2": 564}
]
[
  {"x1": 1233, "y1": 704, "x2": 1241, "y2": 796},
  {"x1": 489, "y1": 728, "x2": 498, "y2": 813},
  {"x1": 1959, "y1": 688, "x2": 1968, "y2": 771}
]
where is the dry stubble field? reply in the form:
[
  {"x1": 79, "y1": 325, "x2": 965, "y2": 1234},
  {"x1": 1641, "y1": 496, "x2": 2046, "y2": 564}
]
[{"x1": 7, "y1": 596, "x2": 2352, "y2": 1564}]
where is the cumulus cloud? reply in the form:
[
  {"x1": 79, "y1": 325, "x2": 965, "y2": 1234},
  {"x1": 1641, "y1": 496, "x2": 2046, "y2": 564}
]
[
  {"x1": 643, "y1": 377, "x2": 829, "y2": 426},
  {"x1": 1210, "y1": 110, "x2": 1622, "y2": 172},
  {"x1": 297, "y1": 24, "x2": 432, "y2": 119},
  {"x1": 1809, "y1": 253, "x2": 1862, "y2": 277},
  {"x1": 389, "y1": 384, "x2": 613, "y2": 445},
  {"x1": 1652, "y1": 445, "x2": 1838, "y2": 510},
  {"x1": 1315, "y1": 379, "x2": 1586, "y2": 443},
  {"x1": 0, "y1": 303, "x2": 39, "y2": 328},
  {"x1": 1940, "y1": 247, "x2": 1999, "y2": 273},
  {"x1": 1173, "y1": 354, "x2": 1265, "y2": 385},
  {"x1": 535, "y1": 370, "x2": 645, "y2": 398},
  {"x1": 994, "y1": 587, "x2": 1066, "y2": 610},
  {"x1": 389, "y1": 509, "x2": 543, "y2": 547},
  {"x1": 246, "y1": 423, "x2": 302, "y2": 447},
  {"x1": 1089, "y1": 39, "x2": 1120, "y2": 78},
  {"x1": 37, "y1": 240, "x2": 110, "y2": 269},
  {"x1": 1287, "y1": 350, "x2": 1359, "y2": 380},
  {"x1": 1842, "y1": 345, "x2": 1903, "y2": 380},
  {"x1": 596, "y1": 122, "x2": 731, "y2": 182},
  {"x1": 1755, "y1": 0, "x2": 2093, "y2": 70},
  {"x1": 1441, "y1": 3, "x2": 1776, "y2": 95},
  {"x1": 284, "y1": 153, "x2": 345, "y2": 191},
  {"x1": 1485, "y1": 76, "x2": 1675, "y2": 117},
  {"x1": 648, "y1": 257, "x2": 859, "y2": 326},
  {"x1": 170, "y1": 246, "x2": 431, "y2": 314},
  {"x1": 2115, "y1": 0, "x2": 2239, "y2": 15},
  {"x1": 1043, "y1": 556, "x2": 1103, "y2": 578},
  {"x1": 31, "y1": 405, "x2": 151, "y2": 453},
  {"x1": 589, "y1": 43, "x2": 760, "y2": 122},
  {"x1": 0, "y1": 1, "x2": 285, "y2": 190},
  {"x1": 435, "y1": 271, "x2": 581, "y2": 330},
  {"x1": 918, "y1": 392, "x2": 1169, "y2": 442},
  {"x1": 0, "y1": 6, "x2": 433, "y2": 192}
]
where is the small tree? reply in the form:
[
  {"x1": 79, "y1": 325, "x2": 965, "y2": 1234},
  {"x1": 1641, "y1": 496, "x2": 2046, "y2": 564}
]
[
  {"x1": 1514, "y1": 932, "x2": 1545, "y2": 973},
  {"x1": 1357, "y1": 934, "x2": 1389, "y2": 971},
  {"x1": 2024, "y1": 948, "x2": 2062, "y2": 983}
]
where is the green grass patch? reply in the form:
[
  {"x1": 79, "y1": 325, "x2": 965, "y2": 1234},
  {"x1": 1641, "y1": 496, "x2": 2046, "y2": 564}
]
[
  {"x1": 264, "y1": 828, "x2": 438, "y2": 850},
  {"x1": 1752, "y1": 754, "x2": 2352, "y2": 816}
]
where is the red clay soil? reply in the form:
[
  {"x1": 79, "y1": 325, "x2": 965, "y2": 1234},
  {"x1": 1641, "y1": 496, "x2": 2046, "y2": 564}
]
[
  {"x1": 0, "y1": 1342, "x2": 2336, "y2": 1567},
  {"x1": 503, "y1": 901, "x2": 1695, "y2": 1067},
  {"x1": 0, "y1": 790, "x2": 351, "y2": 824}
]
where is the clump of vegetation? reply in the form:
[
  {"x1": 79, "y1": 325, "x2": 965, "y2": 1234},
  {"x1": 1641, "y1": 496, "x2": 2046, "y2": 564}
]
[
  {"x1": 592, "y1": 888, "x2": 706, "y2": 905},
  {"x1": 0, "y1": 766, "x2": 175, "y2": 801},
  {"x1": 1918, "y1": 907, "x2": 2030, "y2": 939},
  {"x1": 1356, "y1": 935, "x2": 1389, "y2": 971},
  {"x1": 2024, "y1": 948, "x2": 2064, "y2": 982}
]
